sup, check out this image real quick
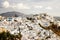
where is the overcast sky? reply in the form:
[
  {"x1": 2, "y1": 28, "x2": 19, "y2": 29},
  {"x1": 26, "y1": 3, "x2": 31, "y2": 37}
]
[{"x1": 0, "y1": 0, "x2": 60, "y2": 16}]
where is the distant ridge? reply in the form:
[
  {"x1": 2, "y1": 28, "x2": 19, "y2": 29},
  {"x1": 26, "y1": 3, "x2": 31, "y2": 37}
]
[
  {"x1": 0, "y1": 11, "x2": 26, "y2": 17},
  {"x1": 0, "y1": 12, "x2": 60, "y2": 21}
]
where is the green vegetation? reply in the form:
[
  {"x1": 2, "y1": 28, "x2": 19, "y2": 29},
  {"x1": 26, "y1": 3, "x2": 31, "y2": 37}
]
[{"x1": 0, "y1": 32, "x2": 22, "y2": 40}]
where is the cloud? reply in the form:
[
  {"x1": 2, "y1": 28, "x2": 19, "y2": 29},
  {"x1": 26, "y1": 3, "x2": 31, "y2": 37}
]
[
  {"x1": 34, "y1": 5, "x2": 43, "y2": 9},
  {"x1": 2, "y1": 0, "x2": 30, "y2": 9},
  {"x1": 2, "y1": 1, "x2": 10, "y2": 8},
  {"x1": 45, "y1": 6, "x2": 52, "y2": 10},
  {"x1": 11, "y1": 3, "x2": 30, "y2": 9},
  {"x1": 24, "y1": 0, "x2": 52, "y2": 2}
]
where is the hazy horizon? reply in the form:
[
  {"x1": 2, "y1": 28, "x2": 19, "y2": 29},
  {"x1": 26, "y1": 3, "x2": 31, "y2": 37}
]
[{"x1": 0, "y1": 0, "x2": 60, "y2": 16}]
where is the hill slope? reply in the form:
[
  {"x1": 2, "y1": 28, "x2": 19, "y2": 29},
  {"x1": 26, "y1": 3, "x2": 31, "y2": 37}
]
[{"x1": 0, "y1": 11, "x2": 26, "y2": 17}]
